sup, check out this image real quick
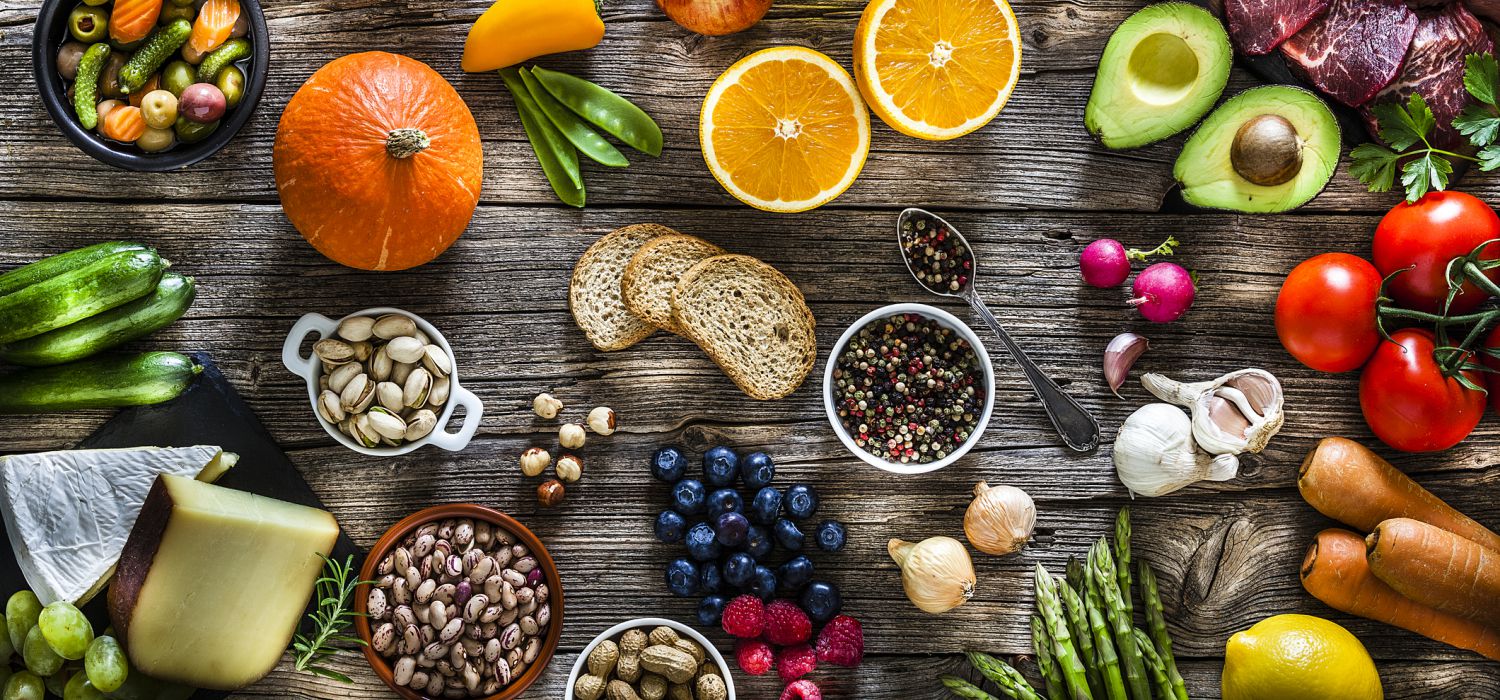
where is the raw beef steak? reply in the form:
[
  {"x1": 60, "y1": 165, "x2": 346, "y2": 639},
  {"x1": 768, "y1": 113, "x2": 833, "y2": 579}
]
[
  {"x1": 1225, "y1": 0, "x2": 1331, "y2": 55},
  {"x1": 1360, "y1": 2, "x2": 1494, "y2": 151},
  {"x1": 1281, "y1": 0, "x2": 1418, "y2": 107},
  {"x1": 1466, "y1": 0, "x2": 1500, "y2": 24}
]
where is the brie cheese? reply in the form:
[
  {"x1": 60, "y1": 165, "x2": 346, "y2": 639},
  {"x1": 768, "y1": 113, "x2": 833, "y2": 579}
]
[{"x1": 0, "y1": 446, "x2": 237, "y2": 605}]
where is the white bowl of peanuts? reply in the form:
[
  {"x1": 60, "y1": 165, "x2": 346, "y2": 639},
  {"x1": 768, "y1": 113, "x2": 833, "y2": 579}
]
[{"x1": 566, "y1": 618, "x2": 735, "y2": 700}]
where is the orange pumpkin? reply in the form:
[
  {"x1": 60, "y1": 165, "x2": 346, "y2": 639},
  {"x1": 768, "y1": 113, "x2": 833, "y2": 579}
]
[{"x1": 273, "y1": 52, "x2": 483, "y2": 271}]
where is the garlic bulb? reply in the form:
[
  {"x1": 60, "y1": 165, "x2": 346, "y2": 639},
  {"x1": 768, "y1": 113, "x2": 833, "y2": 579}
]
[
  {"x1": 1142, "y1": 368, "x2": 1284, "y2": 456},
  {"x1": 1113, "y1": 403, "x2": 1238, "y2": 497},
  {"x1": 888, "y1": 536, "x2": 976, "y2": 613},
  {"x1": 964, "y1": 481, "x2": 1035, "y2": 556}
]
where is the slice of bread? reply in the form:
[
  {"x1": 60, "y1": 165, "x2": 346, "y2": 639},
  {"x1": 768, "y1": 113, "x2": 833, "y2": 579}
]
[
  {"x1": 622, "y1": 234, "x2": 727, "y2": 335},
  {"x1": 570, "y1": 224, "x2": 675, "y2": 351},
  {"x1": 671, "y1": 255, "x2": 817, "y2": 400}
]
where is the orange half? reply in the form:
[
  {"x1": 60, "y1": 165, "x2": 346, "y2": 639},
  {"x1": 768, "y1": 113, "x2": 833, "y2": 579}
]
[{"x1": 700, "y1": 47, "x2": 871, "y2": 213}]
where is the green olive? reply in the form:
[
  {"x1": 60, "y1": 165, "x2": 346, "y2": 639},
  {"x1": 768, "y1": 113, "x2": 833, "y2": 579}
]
[
  {"x1": 180, "y1": 41, "x2": 207, "y2": 65},
  {"x1": 160, "y1": 3, "x2": 195, "y2": 23},
  {"x1": 161, "y1": 60, "x2": 195, "y2": 96},
  {"x1": 82, "y1": 0, "x2": 109, "y2": 6},
  {"x1": 173, "y1": 116, "x2": 218, "y2": 143},
  {"x1": 97, "y1": 53, "x2": 126, "y2": 99},
  {"x1": 137, "y1": 126, "x2": 176, "y2": 152},
  {"x1": 169, "y1": 0, "x2": 195, "y2": 6},
  {"x1": 215, "y1": 65, "x2": 244, "y2": 109},
  {"x1": 67, "y1": 6, "x2": 108, "y2": 43}
]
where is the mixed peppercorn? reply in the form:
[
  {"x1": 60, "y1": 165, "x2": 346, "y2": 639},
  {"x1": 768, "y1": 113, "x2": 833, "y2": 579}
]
[
  {"x1": 900, "y1": 214, "x2": 973, "y2": 294},
  {"x1": 832, "y1": 313, "x2": 985, "y2": 464}
]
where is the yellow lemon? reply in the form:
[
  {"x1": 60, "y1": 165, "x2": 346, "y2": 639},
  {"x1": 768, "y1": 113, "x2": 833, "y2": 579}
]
[{"x1": 1222, "y1": 614, "x2": 1383, "y2": 700}]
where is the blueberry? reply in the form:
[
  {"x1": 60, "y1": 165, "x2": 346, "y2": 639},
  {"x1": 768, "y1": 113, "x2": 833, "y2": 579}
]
[
  {"x1": 800, "y1": 580, "x2": 842, "y2": 623},
  {"x1": 744, "y1": 525, "x2": 773, "y2": 559},
  {"x1": 784, "y1": 484, "x2": 819, "y2": 519},
  {"x1": 748, "y1": 565, "x2": 778, "y2": 601},
  {"x1": 773, "y1": 518, "x2": 805, "y2": 551},
  {"x1": 815, "y1": 520, "x2": 847, "y2": 552},
  {"x1": 715, "y1": 512, "x2": 750, "y2": 547},
  {"x1": 699, "y1": 561, "x2": 723, "y2": 595},
  {"x1": 697, "y1": 595, "x2": 728, "y2": 627},
  {"x1": 749, "y1": 487, "x2": 783, "y2": 525},
  {"x1": 651, "y1": 446, "x2": 689, "y2": 483},
  {"x1": 685, "y1": 522, "x2": 721, "y2": 562},
  {"x1": 706, "y1": 488, "x2": 744, "y2": 518},
  {"x1": 778, "y1": 555, "x2": 815, "y2": 592},
  {"x1": 702, "y1": 446, "x2": 739, "y2": 487},
  {"x1": 672, "y1": 479, "x2": 707, "y2": 516},
  {"x1": 654, "y1": 510, "x2": 687, "y2": 544},
  {"x1": 740, "y1": 452, "x2": 776, "y2": 490},
  {"x1": 665, "y1": 558, "x2": 700, "y2": 597},
  {"x1": 723, "y1": 552, "x2": 756, "y2": 587}
]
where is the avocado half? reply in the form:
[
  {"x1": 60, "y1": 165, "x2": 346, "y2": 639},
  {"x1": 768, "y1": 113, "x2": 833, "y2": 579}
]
[
  {"x1": 1085, "y1": 2, "x2": 1232, "y2": 150},
  {"x1": 1173, "y1": 85, "x2": 1340, "y2": 213}
]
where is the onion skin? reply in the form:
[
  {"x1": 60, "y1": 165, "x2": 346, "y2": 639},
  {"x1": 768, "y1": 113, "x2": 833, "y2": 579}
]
[
  {"x1": 888, "y1": 536, "x2": 976, "y2": 614},
  {"x1": 964, "y1": 481, "x2": 1035, "y2": 556},
  {"x1": 655, "y1": 0, "x2": 772, "y2": 35}
]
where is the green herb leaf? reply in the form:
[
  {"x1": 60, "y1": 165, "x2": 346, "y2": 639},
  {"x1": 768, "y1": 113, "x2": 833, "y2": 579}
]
[
  {"x1": 1454, "y1": 104, "x2": 1500, "y2": 145},
  {"x1": 291, "y1": 554, "x2": 369, "y2": 684},
  {"x1": 1478, "y1": 145, "x2": 1500, "y2": 172},
  {"x1": 1372, "y1": 98, "x2": 1429, "y2": 151},
  {"x1": 1401, "y1": 151, "x2": 1453, "y2": 201},
  {"x1": 1465, "y1": 53, "x2": 1500, "y2": 107},
  {"x1": 1349, "y1": 143, "x2": 1403, "y2": 193}
]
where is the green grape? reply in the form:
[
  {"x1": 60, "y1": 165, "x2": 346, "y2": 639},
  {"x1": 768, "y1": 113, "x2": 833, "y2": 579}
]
[
  {"x1": 42, "y1": 670, "x2": 67, "y2": 697},
  {"x1": 0, "y1": 668, "x2": 11, "y2": 694},
  {"x1": 37, "y1": 603, "x2": 92, "y2": 661},
  {"x1": 0, "y1": 613, "x2": 13, "y2": 663},
  {"x1": 82, "y1": 637, "x2": 126, "y2": 693},
  {"x1": 2, "y1": 671, "x2": 44, "y2": 700},
  {"x1": 21, "y1": 627, "x2": 62, "y2": 677},
  {"x1": 4, "y1": 592, "x2": 40, "y2": 653},
  {"x1": 63, "y1": 671, "x2": 102, "y2": 700}
]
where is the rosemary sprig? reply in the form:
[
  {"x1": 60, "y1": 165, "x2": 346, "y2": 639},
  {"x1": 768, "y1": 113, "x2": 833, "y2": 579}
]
[{"x1": 291, "y1": 554, "x2": 369, "y2": 683}]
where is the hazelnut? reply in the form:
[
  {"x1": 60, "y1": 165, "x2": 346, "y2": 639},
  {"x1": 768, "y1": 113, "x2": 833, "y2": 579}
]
[
  {"x1": 587, "y1": 406, "x2": 617, "y2": 436},
  {"x1": 555, "y1": 454, "x2": 583, "y2": 483},
  {"x1": 532, "y1": 393, "x2": 563, "y2": 420},
  {"x1": 559, "y1": 423, "x2": 587, "y2": 449},
  {"x1": 519, "y1": 447, "x2": 551, "y2": 478},
  {"x1": 537, "y1": 479, "x2": 565, "y2": 507}
]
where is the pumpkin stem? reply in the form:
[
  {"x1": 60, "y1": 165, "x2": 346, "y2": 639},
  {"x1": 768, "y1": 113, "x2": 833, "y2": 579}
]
[{"x1": 386, "y1": 128, "x2": 431, "y2": 159}]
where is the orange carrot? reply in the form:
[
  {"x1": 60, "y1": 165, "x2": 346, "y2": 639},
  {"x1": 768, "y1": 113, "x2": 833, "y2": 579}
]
[
  {"x1": 1368, "y1": 518, "x2": 1500, "y2": 629},
  {"x1": 101, "y1": 106, "x2": 147, "y2": 143},
  {"x1": 1301, "y1": 528, "x2": 1500, "y2": 662},
  {"x1": 1298, "y1": 437, "x2": 1500, "y2": 553},
  {"x1": 108, "y1": 0, "x2": 163, "y2": 44},
  {"x1": 189, "y1": 0, "x2": 240, "y2": 54}
]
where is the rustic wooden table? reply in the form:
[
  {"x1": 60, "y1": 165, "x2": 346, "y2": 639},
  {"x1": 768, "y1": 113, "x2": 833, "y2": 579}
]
[{"x1": 3, "y1": 0, "x2": 1500, "y2": 697}]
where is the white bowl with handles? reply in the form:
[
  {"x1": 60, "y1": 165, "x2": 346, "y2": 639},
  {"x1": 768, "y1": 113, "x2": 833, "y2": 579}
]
[
  {"x1": 565, "y1": 618, "x2": 735, "y2": 700},
  {"x1": 282, "y1": 307, "x2": 483, "y2": 456}
]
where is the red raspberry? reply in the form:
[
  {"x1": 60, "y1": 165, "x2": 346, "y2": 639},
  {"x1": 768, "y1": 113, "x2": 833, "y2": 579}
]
[
  {"x1": 734, "y1": 639, "x2": 775, "y2": 676},
  {"x1": 779, "y1": 679, "x2": 823, "y2": 700},
  {"x1": 721, "y1": 595, "x2": 767, "y2": 639},
  {"x1": 763, "y1": 599, "x2": 813, "y2": 646},
  {"x1": 776, "y1": 643, "x2": 817, "y2": 684},
  {"x1": 815, "y1": 614, "x2": 864, "y2": 667}
]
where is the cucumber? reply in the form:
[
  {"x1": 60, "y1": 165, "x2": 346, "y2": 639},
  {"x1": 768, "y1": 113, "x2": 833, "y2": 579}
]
[
  {"x1": 196, "y1": 38, "x2": 251, "y2": 84},
  {"x1": 0, "y1": 352, "x2": 200, "y2": 414},
  {"x1": 120, "y1": 20, "x2": 192, "y2": 94},
  {"x1": 0, "y1": 241, "x2": 147, "y2": 298},
  {"x1": 0, "y1": 250, "x2": 167, "y2": 346},
  {"x1": 72, "y1": 43, "x2": 111, "y2": 130},
  {"x1": 0, "y1": 274, "x2": 196, "y2": 367}
]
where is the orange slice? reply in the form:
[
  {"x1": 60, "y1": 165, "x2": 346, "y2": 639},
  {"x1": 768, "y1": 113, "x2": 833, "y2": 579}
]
[
  {"x1": 854, "y1": 0, "x2": 1022, "y2": 140},
  {"x1": 700, "y1": 47, "x2": 871, "y2": 213}
]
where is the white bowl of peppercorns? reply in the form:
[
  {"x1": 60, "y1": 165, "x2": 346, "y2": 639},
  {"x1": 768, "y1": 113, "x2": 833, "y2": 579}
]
[{"x1": 823, "y1": 303, "x2": 995, "y2": 475}]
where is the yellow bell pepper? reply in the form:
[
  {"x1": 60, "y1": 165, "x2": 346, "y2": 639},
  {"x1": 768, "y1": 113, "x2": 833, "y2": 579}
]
[{"x1": 461, "y1": 0, "x2": 605, "y2": 73}]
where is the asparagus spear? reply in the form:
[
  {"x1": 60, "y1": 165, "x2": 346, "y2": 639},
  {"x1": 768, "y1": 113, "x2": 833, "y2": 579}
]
[
  {"x1": 1084, "y1": 568, "x2": 1130, "y2": 700},
  {"x1": 1033, "y1": 614, "x2": 1068, "y2": 700},
  {"x1": 1114, "y1": 509, "x2": 1134, "y2": 619},
  {"x1": 1058, "y1": 574, "x2": 1104, "y2": 697},
  {"x1": 943, "y1": 675, "x2": 1004, "y2": 700},
  {"x1": 1132, "y1": 628, "x2": 1176, "y2": 700},
  {"x1": 1036, "y1": 565, "x2": 1094, "y2": 700},
  {"x1": 1067, "y1": 555, "x2": 1087, "y2": 595},
  {"x1": 965, "y1": 652, "x2": 1044, "y2": 700},
  {"x1": 1092, "y1": 541, "x2": 1151, "y2": 700},
  {"x1": 1139, "y1": 564, "x2": 1188, "y2": 700}
]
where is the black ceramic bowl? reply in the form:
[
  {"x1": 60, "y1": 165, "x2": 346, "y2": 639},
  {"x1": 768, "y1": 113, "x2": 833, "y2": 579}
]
[{"x1": 31, "y1": 0, "x2": 269, "y2": 171}]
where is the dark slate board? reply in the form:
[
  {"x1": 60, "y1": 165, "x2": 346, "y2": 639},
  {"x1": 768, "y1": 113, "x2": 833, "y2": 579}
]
[{"x1": 0, "y1": 353, "x2": 359, "y2": 699}]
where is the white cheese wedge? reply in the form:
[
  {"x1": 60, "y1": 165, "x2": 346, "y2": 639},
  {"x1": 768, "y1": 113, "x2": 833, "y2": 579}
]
[
  {"x1": 0, "y1": 446, "x2": 237, "y2": 606},
  {"x1": 109, "y1": 474, "x2": 340, "y2": 691}
]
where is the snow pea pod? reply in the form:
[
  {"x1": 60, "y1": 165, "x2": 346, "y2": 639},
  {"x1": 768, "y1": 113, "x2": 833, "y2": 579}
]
[
  {"x1": 531, "y1": 66, "x2": 662, "y2": 157},
  {"x1": 500, "y1": 68, "x2": 584, "y2": 207},
  {"x1": 519, "y1": 67, "x2": 627, "y2": 168}
]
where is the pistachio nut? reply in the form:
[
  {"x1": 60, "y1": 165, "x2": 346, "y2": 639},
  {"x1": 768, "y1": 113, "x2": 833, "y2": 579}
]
[
  {"x1": 406, "y1": 409, "x2": 438, "y2": 442},
  {"x1": 368, "y1": 407, "x2": 408, "y2": 440},
  {"x1": 314, "y1": 338, "x2": 355, "y2": 366},
  {"x1": 371, "y1": 345, "x2": 394, "y2": 382},
  {"x1": 387, "y1": 336, "x2": 426, "y2": 364},
  {"x1": 404, "y1": 368, "x2": 433, "y2": 409},
  {"x1": 392, "y1": 361, "x2": 415, "y2": 386},
  {"x1": 374, "y1": 314, "x2": 418, "y2": 340},
  {"x1": 353, "y1": 413, "x2": 381, "y2": 448},
  {"x1": 327, "y1": 362, "x2": 362, "y2": 394},
  {"x1": 376, "y1": 381, "x2": 405, "y2": 413},
  {"x1": 415, "y1": 329, "x2": 432, "y2": 346},
  {"x1": 318, "y1": 390, "x2": 345, "y2": 423},
  {"x1": 352, "y1": 340, "x2": 374, "y2": 362},
  {"x1": 422, "y1": 345, "x2": 452, "y2": 377},
  {"x1": 340, "y1": 374, "x2": 375, "y2": 414},
  {"x1": 338, "y1": 315, "x2": 375, "y2": 342},
  {"x1": 429, "y1": 375, "x2": 451, "y2": 407}
]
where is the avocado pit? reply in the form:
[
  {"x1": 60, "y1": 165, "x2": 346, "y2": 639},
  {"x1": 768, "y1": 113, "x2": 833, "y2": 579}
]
[{"x1": 1230, "y1": 114, "x2": 1303, "y2": 187}]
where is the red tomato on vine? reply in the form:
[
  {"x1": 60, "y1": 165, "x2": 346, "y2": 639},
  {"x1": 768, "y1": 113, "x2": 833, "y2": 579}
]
[
  {"x1": 1373, "y1": 191, "x2": 1500, "y2": 314},
  {"x1": 1359, "y1": 328, "x2": 1486, "y2": 452},
  {"x1": 1275, "y1": 253, "x2": 1383, "y2": 373}
]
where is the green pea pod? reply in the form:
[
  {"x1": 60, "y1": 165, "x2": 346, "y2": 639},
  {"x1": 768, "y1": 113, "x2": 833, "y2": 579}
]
[
  {"x1": 531, "y1": 66, "x2": 663, "y2": 157},
  {"x1": 72, "y1": 43, "x2": 111, "y2": 130},
  {"x1": 196, "y1": 38, "x2": 251, "y2": 84},
  {"x1": 500, "y1": 68, "x2": 585, "y2": 208},
  {"x1": 120, "y1": 20, "x2": 191, "y2": 94},
  {"x1": 518, "y1": 67, "x2": 627, "y2": 168}
]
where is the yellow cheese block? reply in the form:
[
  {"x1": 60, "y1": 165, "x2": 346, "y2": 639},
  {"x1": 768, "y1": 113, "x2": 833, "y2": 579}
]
[{"x1": 108, "y1": 474, "x2": 340, "y2": 690}]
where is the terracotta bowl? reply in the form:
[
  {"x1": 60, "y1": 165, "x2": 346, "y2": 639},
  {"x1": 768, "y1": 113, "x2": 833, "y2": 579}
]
[{"x1": 355, "y1": 504, "x2": 564, "y2": 700}]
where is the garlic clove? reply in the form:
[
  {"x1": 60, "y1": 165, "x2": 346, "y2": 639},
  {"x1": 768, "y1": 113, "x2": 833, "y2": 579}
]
[
  {"x1": 1112, "y1": 403, "x2": 1240, "y2": 497},
  {"x1": 1140, "y1": 369, "x2": 1284, "y2": 457},
  {"x1": 1103, "y1": 333, "x2": 1149, "y2": 398}
]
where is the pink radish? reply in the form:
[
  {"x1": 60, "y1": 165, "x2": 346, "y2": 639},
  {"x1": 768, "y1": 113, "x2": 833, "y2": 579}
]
[
  {"x1": 1081, "y1": 239, "x2": 1130, "y2": 287},
  {"x1": 1130, "y1": 262, "x2": 1195, "y2": 323}
]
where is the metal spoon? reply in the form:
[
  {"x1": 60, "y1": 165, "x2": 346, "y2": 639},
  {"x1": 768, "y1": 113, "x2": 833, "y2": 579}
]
[{"x1": 896, "y1": 207, "x2": 1101, "y2": 452}]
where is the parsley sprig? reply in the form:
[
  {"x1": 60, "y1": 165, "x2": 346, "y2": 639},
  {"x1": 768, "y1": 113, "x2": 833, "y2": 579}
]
[{"x1": 291, "y1": 554, "x2": 369, "y2": 683}]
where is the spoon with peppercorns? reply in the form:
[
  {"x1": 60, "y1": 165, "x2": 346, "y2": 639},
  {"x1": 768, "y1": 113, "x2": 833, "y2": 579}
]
[{"x1": 897, "y1": 207, "x2": 1100, "y2": 452}]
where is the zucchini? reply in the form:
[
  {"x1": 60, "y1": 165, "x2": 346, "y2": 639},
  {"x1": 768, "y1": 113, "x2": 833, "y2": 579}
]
[
  {"x1": 0, "y1": 273, "x2": 196, "y2": 367},
  {"x1": 0, "y1": 241, "x2": 148, "y2": 298},
  {"x1": 0, "y1": 352, "x2": 200, "y2": 414},
  {"x1": 0, "y1": 250, "x2": 167, "y2": 346}
]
